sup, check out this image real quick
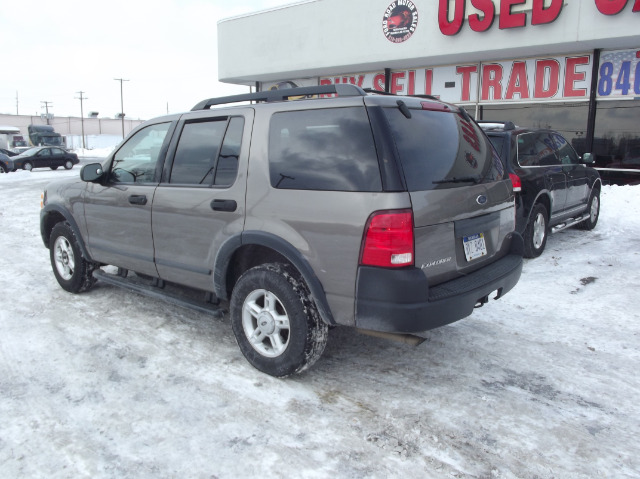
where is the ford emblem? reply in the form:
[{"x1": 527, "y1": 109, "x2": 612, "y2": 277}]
[{"x1": 476, "y1": 194, "x2": 488, "y2": 205}]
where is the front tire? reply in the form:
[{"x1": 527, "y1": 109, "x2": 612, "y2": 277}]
[
  {"x1": 230, "y1": 263, "x2": 328, "y2": 377},
  {"x1": 50, "y1": 222, "x2": 96, "y2": 293},
  {"x1": 0, "y1": 164, "x2": 7, "y2": 174},
  {"x1": 523, "y1": 203, "x2": 548, "y2": 258},
  {"x1": 23, "y1": 161, "x2": 33, "y2": 171},
  {"x1": 577, "y1": 189, "x2": 600, "y2": 231}
]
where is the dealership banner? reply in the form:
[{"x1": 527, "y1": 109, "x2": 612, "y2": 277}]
[
  {"x1": 597, "y1": 48, "x2": 640, "y2": 99},
  {"x1": 317, "y1": 54, "x2": 593, "y2": 104}
]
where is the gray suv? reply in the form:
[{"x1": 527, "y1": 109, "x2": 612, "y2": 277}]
[{"x1": 40, "y1": 85, "x2": 523, "y2": 377}]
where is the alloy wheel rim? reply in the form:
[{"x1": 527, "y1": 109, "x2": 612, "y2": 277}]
[
  {"x1": 533, "y1": 213, "x2": 546, "y2": 249},
  {"x1": 242, "y1": 289, "x2": 290, "y2": 357},
  {"x1": 53, "y1": 236, "x2": 75, "y2": 280}
]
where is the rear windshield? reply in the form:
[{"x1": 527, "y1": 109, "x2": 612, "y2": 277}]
[{"x1": 384, "y1": 108, "x2": 505, "y2": 191}]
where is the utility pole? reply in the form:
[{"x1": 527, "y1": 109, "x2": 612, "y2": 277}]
[
  {"x1": 16, "y1": 91, "x2": 19, "y2": 115},
  {"x1": 75, "y1": 91, "x2": 87, "y2": 149},
  {"x1": 114, "y1": 78, "x2": 129, "y2": 138},
  {"x1": 41, "y1": 101, "x2": 53, "y2": 124}
]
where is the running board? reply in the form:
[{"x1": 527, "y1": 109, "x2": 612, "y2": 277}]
[
  {"x1": 93, "y1": 269, "x2": 225, "y2": 318},
  {"x1": 550, "y1": 214, "x2": 590, "y2": 234}
]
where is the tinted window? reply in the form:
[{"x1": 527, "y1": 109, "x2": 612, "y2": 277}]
[
  {"x1": 550, "y1": 132, "x2": 579, "y2": 165},
  {"x1": 170, "y1": 120, "x2": 227, "y2": 185},
  {"x1": 385, "y1": 108, "x2": 504, "y2": 191},
  {"x1": 516, "y1": 132, "x2": 559, "y2": 167},
  {"x1": 269, "y1": 107, "x2": 381, "y2": 191},
  {"x1": 214, "y1": 117, "x2": 243, "y2": 186},
  {"x1": 111, "y1": 122, "x2": 171, "y2": 183}
]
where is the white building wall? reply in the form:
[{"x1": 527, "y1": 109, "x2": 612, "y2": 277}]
[{"x1": 217, "y1": 0, "x2": 640, "y2": 84}]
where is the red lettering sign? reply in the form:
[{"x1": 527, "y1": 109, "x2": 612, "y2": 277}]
[
  {"x1": 505, "y1": 61, "x2": 530, "y2": 99},
  {"x1": 499, "y1": 0, "x2": 526, "y2": 29},
  {"x1": 564, "y1": 56, "x2": 589, "y2": 97},
  {"x1": 460, "y1": 118, "x2": 481, "y2": 152},
  {"x1": 469, "y1": 0, "x2": 495, "y2": 32},
  {"x1": 391, "y1": 72, "x2": 406, "y2": 94},
  {"x1": 407, "y1": 70, "x2": 416, "y2": 95},
  {"x1": 439, "y1": 0, "x2": 464, "y2": 35},
  {"x1": 531, "y1": 0, "x2": 563, "y2": 25},
  {"x1": 635, "y1": 0, "x2": 640, "y2": 12},
  {"x1": 373, "y1": 74, "x2": 386, "y2": 92},
  {"x1": 456, "y1": 65, "x2": 478, "y2": 101},
  {"x1": 534, "y1": 59, "x2": 560, "y2": 98},
  {"x1": 425, "y1": 69, "x2": 433, "y2": 96},
  {"x1": 595, "y1": 0, "x2": 627, "y2": 15},
  {"x1": 482, "y1": 64, "x2": 503, "y2": 100}
]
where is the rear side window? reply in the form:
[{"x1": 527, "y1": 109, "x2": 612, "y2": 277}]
[
  {"x1": 269, "y1": 107, "x2": 382, "y2": 191},
  {"x1": 170, "y1": 117, "x2": 244, "y2": 186},
  {"x1": 384, "y1": 108, "x2": 504, "y2": 191}
]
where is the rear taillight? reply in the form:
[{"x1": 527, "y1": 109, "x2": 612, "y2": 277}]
[
  {"x1": 360, "y1": 209, "x2": 414, "y2": 268},
  {"x1": 509, "y1": 173, "x2": 522, "y2": 193}
]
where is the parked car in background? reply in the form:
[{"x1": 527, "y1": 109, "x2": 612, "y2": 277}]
[
  {"x1": 479, "y1": 121, "x2": 602, "y2": 258},
  {"x1": 13, "y1": 147, "x2": 79, "y2": 172},
  {"x1": 0, "y1": 148, "x2": 18, "y2": 157},
  {"x1": 0, "y1": 152, "x2": 15, "y2": 173}
]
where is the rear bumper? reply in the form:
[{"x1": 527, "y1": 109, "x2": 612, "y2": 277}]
[{"x1": 355, "y1": 233, "x2": 524, "y2": 333}]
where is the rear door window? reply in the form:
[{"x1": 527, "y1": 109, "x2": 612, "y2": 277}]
[
  {"x1": 384, "y1": 108, "x2": 504, "y2": 191},
  {"x1": 169, "y1": 117, "x2": 244, "y2": 186},
  {"x1": 269, "y1": 107, "x2": 382, "y2": 191}
]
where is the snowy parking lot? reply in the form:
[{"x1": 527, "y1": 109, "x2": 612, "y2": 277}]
[{"x1": 1, "y1": 166, "x2": 639, "y2": 478}]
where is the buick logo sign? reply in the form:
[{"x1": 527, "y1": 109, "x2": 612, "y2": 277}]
[
  {"x1": 382, "y1": 2, "x2": 419, "y2": 43},
  {"x1": 476, "y1": 195, "x2": 488, "y2": 205}
]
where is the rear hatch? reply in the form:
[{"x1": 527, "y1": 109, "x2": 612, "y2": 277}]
[{"x1": 380, "y1": 100, "x2": 516, "y2": 285}]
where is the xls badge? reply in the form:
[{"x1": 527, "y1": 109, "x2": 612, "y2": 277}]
[{"x1": 382, "y1": 1, "x2": 419, "y2": 43}]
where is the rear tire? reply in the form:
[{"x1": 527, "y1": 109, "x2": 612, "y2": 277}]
[
  {"x1": 230, "y1": 263, "x2": 328, "y2": 377},
  {"x1": 523, "y1": 203, "x2": 548, "y2": 258},
  {"x1": 64, "y1": 160, "x2": 74, "y2": 170},
  {"x1": 50, "y1": 222, "x2": 96, "y2": 293},
  {"x1": 50, "y1": 166, "x2": 58, "y2": 170},
  {"x1": 577, "y1": 189, "x2": 600, "y2": 231}
]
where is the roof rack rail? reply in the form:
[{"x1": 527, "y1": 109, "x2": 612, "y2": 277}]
[
  {"x1": 477, "y1": 120, "x2": 516, "y2": 131},
  {"x1": 362, "y1": 89, "x2": 440, "y2": 101},
  {"x1": 191, "y1": 84, "x2": 367, "y2": 111}
]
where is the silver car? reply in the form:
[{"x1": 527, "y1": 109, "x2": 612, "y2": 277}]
[{"x1": 40, "y1": 84, "x2": 523, "y2": 377}]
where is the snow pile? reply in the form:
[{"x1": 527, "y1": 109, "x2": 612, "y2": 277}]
[{"x1": 0, "y1": 170, "x2": 639, "y2": 478}]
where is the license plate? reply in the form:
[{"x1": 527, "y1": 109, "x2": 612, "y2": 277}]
[{"x1": 463, "y1": 233, "x2": 487, "y2": 261}]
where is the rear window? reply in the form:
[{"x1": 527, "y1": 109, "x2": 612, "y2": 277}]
[
  {"x1": 384, "y1": 108, "x2": 504, "y2": 191},
  {"x1": 269, "y1": 107, "x2": 382, "y2": 191}
]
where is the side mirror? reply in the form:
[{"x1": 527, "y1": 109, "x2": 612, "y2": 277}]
[
  {"x1": 582, "y1": 152, "x2": 594, "y2": 164},
  {"x1": 81, "y1": 162, "x2": 105, "y2": 182}
]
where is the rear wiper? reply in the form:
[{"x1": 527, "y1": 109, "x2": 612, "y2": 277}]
[{"x1": 433, "y1": 176, "x2": 482, "y2": 184}]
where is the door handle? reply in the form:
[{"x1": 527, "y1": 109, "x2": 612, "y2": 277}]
[
  {"x1": 211, "y1": 199, "x2": 237, "y2": 212},
  {"x1": 128, "y1": 195, "x2": 148, "y2": 205}
]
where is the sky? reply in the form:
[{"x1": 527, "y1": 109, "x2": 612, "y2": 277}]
[
  {"x1": 1, "y1": 164, "x2": 639, "y2": 476},
  {"x1": 0, "y1": 0, "x2": 297, "y2": 121}
]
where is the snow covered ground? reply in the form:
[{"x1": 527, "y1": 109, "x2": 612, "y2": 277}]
[{"x1": 1, "y1": 166, "x2": 639, "y2": 479}]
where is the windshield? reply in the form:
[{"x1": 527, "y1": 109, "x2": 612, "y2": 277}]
[
  {"x1": 384, "y1": 108, "x2": 505, "y2": 191},
  {"x1": 20, "y1": 147, "x2": 41, "y2": 156}
]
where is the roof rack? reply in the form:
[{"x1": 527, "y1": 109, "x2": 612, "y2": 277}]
[
  {"x1": 363, "y1": 88, "x2": 440, "y2": 101},
  {"x1": 191, "y1": 84, "x2": 367, "y2": 111},
  {"x1": 477, "y1": 120, "x2": 516, "y2": 131}
]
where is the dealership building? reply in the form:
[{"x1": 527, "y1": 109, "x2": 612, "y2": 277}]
[{"x1": 218, "y1": 0, "x2": 640, "y2": 182}]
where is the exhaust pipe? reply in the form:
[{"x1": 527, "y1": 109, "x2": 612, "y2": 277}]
[{"x1": 356, "y1": 328, "x2": 426, "y2": 346}]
